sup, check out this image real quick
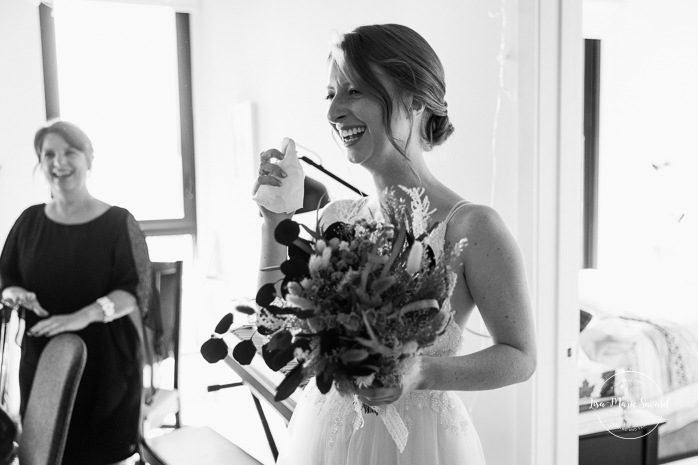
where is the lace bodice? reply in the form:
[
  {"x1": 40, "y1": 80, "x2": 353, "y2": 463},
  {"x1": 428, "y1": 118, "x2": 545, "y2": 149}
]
[{"x1": 321, "y1": 197, "x2": 463, "y2": 358}]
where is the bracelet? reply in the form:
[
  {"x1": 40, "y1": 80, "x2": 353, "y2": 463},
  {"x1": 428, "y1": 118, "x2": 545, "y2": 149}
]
[{"x1": 96, "y1": 296, "x2": 116, "y2": 323}]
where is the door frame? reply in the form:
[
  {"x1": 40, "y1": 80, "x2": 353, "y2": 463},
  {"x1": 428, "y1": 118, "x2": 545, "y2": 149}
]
[{"x1": 517, "y1": 1, "x2": 583, "y2": 464}]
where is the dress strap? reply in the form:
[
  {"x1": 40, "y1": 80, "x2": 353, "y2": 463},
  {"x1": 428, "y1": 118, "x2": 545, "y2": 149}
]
[{"x1": 443, "y1": 200, "x2": 471, "y2": 225}]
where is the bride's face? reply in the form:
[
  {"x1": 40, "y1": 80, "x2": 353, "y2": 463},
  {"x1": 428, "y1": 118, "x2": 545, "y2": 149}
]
[{"x1": 326, "y1": 63, "x2": 411, "y2": 168}]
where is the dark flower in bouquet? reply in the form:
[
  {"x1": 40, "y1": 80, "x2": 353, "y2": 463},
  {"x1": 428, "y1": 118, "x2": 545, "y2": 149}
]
[{"x1": 232, "y1": 186, "x2": 467, "y2": 402}]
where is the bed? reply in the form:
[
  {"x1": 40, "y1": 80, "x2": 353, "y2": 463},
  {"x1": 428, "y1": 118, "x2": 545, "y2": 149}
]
[{"x1": 577, "y1": 269, "x2": 698, "y2": 463}]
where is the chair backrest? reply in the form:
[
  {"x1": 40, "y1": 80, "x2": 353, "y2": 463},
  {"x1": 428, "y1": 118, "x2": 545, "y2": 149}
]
[
  {"x1": 142, "y1": 261, "x2": 183, "y2": 403},
  {"x1": 19, "y1": 334, "x2": 87, "y2": 465}
]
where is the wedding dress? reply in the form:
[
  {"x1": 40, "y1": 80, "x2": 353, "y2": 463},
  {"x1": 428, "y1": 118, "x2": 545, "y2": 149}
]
[{"x1": 277, "y1": 197, "x2": 487, "y2": 465}]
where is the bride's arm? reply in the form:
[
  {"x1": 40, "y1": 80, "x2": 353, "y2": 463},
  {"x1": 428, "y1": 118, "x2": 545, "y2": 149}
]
[
  {"x1": 257, "y1": 213, "x2": 290, "y2": 291},
  {"x1": 356, "y1": 204, "x2": 536, "y2": 406},
  {"x1": 418, "y1": 205, "x2": 537, "y2": 391},
  {"x1": 254, "y1": 148, "x2": 294, "y2": 291}
]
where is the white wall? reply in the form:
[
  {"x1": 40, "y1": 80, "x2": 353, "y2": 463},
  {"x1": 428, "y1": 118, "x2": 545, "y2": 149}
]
[
  {"x1": 0, "y1": 0, "x2": 50, "y2": 424},
  {"x1": 189, "y1": 1, "x2": 526, "y2": 464},
  {"x1": 0, "y1": 1, "x2": 49, "y2": 243}
]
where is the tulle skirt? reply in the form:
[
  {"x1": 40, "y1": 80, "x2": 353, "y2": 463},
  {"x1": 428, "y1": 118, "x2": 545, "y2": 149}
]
[{"x1": 277, "y1": 380, "x2": 487, "y2": 465}]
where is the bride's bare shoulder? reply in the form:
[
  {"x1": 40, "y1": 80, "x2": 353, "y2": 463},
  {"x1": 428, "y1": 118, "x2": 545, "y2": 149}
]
[{"x1": 445, "y1": 203, "x2": 515, "y2": 248}]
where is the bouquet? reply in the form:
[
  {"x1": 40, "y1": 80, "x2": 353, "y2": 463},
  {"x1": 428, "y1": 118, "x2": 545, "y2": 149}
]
[{"x1": 220, "y1": 187, "x2": 467, "y2": 407}]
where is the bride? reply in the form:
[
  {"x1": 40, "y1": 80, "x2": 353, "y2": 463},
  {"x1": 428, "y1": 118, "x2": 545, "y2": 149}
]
[{"x1": 253, "y1": 23, "x2": 536, "y2": 465}]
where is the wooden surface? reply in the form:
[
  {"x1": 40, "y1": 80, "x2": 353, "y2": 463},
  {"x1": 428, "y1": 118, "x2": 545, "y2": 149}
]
[{"x1": 579, "y1": 407, "x2": 665, "y2": 465}]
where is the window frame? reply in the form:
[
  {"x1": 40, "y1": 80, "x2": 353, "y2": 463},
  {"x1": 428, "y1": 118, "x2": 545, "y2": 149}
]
[
  {"x1": 582, "y1": 38, "x2": 601, "y2": 269},
  {"x1": 38, "y1": 3, "x2": 197, "y2": 238}
]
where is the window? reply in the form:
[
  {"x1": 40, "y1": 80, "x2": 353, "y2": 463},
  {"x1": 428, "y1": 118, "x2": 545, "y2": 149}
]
[
  {"x1": 39, "y1": 0, "x2": 196, "y2": 239},
  {"x1": 582, "y1": 24, "x2": 698, "y2": 296}
]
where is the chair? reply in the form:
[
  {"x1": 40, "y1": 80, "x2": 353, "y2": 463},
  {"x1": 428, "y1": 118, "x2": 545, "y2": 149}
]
[
  {"x1": 140, "y1": 261, "x2": 184, "y2": 431},
  {"x1": 138, "y1": 261, "x2": 262, "y2": 465},
  {"x1": 18, "y1": 334, "x2": 87, "y2": 465}
]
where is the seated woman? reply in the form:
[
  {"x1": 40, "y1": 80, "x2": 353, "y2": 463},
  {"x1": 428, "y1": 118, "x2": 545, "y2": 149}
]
[{"x1": 0, "y1": 119, "x2": 151, "y2": 465}]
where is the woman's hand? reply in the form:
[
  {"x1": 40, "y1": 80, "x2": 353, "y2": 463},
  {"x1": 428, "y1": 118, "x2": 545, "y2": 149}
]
[
  {"x1": 354, "y1": 357, "x2": 425, "y2": 407},
  {"x1": 1, "y1": 287, "x2": 49, "y2": 317},
  {"x1": 355, "y1": 385, "x2": 403, "y2": 407},
  {"x1": 253, "y1": 148, "x2": 294, "y2": 224},
  {"x1": 27, "y1": 307, "x2": 98, "y2": 337}
]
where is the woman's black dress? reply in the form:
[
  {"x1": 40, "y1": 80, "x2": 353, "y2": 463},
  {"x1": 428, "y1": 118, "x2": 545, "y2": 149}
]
[{"x1": 0, "y1": 204, "x2": 150, "y2": 464}]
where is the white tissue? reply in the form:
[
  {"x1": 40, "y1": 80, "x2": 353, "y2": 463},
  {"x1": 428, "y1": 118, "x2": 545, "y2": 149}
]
[{"x1": 253, "y1": 137, "x2": 305, "y2": 214}]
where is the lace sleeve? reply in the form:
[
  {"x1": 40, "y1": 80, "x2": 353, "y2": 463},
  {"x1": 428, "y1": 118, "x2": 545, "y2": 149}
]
[{"x1": 126, "y1": 213, "x2": 152, "y2": 312}]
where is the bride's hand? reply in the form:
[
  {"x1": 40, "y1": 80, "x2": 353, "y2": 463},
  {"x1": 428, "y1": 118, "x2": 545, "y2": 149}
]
[
  {"x1": 355, "y1": 357, "x2": 425, "y2": 406},
  {"x1": 355, "y1": 385, "x2": 403, "y2": 407},
  {"x1": 253, "y1": 148, "x2": 293, "y2": 223}
]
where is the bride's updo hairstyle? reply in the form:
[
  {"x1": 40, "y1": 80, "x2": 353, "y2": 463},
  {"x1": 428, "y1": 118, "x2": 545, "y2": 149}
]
[{"x1": 329, "y1": 24, "x2": 454, "y2": 154}]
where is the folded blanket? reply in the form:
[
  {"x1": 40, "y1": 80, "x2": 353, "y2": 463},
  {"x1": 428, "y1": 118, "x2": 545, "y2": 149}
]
[{"x1": 581, "y1": 315, "x2": 698, "y2": 394}]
